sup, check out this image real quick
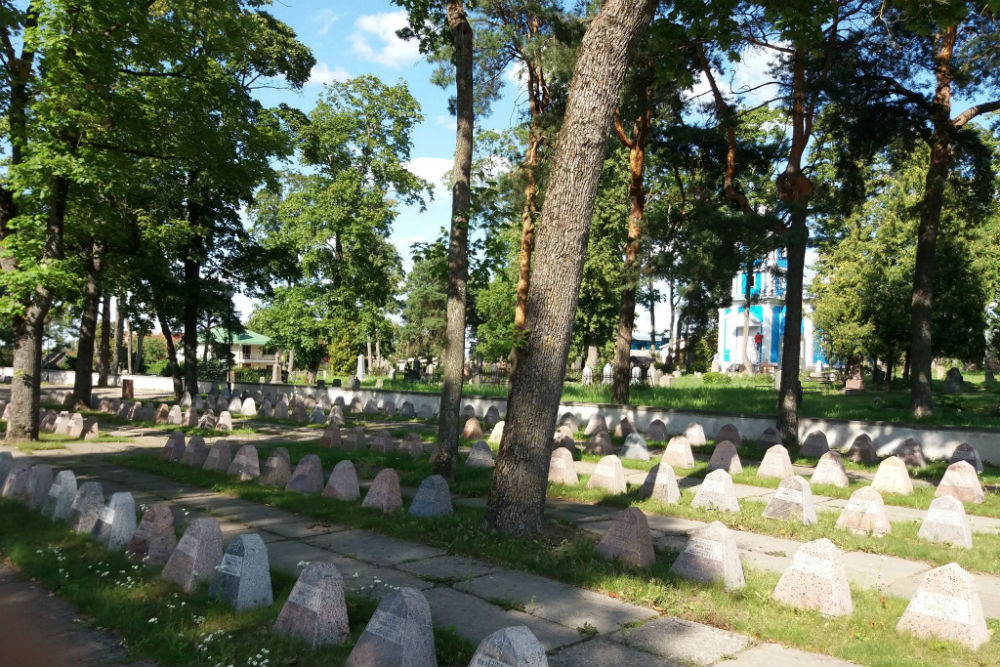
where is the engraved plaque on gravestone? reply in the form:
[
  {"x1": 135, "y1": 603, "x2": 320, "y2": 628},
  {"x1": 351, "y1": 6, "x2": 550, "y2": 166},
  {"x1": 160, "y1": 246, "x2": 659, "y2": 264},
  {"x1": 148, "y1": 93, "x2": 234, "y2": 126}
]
[
  {"x1": 670, "y1": 521, "x2": 745, "y2": 590},
  {"x1": 935, "y1": 461, "x2": 984, "y2": 504},
  {"x1": 772, "y1": 538, "x2": 852, "y2": 617},
  {"x1": 637, "y1": 463, "x2": 680, "y2": 504},
  {"x1": 161, "y1": 517, "x2": 223, "y2": 593},
  {"x1": 691, "y1": 469, "x2": 740, "y2": 513},
  {"x1": 918, "y1": 494, "x2": 973, "y2": 548},
  {"x1": 209, "y1": 533, "x2": 273, "y2": 612},
  {"x1": 763, "y1": 475, "x2": 817, "y2": 525},
  {"x1": 835, "y1": 486, "x2": 891, "y2": 537},
  {"x1": 468, "y1": 626, "x2": 547, "y2": 667},
  {"x1": 345, "y1": 587, "x2": 436, "y2": 667},
  {"x1": 897, "y1": 563, "x2": 988, "y2": 650},
  {"x1": 595, "y1": 507, "x2": 655, "y2": 568},
  {"x1": 273, "y1": 562, "x2": 349, "y2": 649}
]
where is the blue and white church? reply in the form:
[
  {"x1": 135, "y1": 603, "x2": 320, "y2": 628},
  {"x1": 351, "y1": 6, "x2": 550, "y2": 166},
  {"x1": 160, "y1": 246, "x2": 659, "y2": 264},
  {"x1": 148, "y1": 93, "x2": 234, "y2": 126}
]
[{"x1": 716, "y1": 249, "x2": 828, "y2": 372}]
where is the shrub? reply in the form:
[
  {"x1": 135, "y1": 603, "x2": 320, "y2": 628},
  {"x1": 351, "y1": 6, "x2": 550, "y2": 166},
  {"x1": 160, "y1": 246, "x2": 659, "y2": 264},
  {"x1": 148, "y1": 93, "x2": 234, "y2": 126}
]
[{"x1": 702, "y1": 371, "x2": 732, "y2": 385}]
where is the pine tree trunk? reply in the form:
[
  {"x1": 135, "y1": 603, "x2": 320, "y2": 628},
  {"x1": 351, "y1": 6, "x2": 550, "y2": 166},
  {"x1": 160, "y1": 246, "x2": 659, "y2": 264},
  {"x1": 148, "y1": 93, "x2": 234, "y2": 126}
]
[
  {"x1": 72, "y1": 242, "x2": 104, "y2": 407},
  {"x1": 136, "y1": 330, "x2": 144, "y2": 373},
  {"x1": 157, "y1": 311, "x2": 184, "y2": 400},
  {"x1": 183, "y1": 255, "x2": 200, "y2": 399},
  {"x1": 6, "y1": 313, "x2": 43, "y2": 441},
  {"x1": 777, "y1": 212, "x2": 807, "y2": 444},
  {"x1": 483, "y1": 0, "x2": 657, "y2": 536},
  {"x1": 98, "y1": 292, "x2": 111, "y2": 387},
  {"x1": 112, "y1": 295, "x2": 123, "y2": 377},
  {"x1": 908, "y1": 129, "x2": 951, "y2": 416},
  {"x1": 433, "y1": 0, "x2": 474, "y2": 480}
]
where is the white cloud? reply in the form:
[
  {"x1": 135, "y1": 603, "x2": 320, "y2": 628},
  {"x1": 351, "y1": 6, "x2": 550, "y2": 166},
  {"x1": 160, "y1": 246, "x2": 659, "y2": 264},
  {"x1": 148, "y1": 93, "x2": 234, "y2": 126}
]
[
  {"x1": 307, "y1": 62, "x2": 349, "y2": 86},
  {"x1": 435, "y1": 114, "x2": 457, "y2": 131},
  {"x1": 729, "y1": 45, "x2": 784, "y2": 104},
  {"x1": 504, "y1": 61, "x2": 527, "y2": 92},
  {"x1": 313, "y1": 9, "x2": 341, "y2": 36},
  {"x1": 350, "y1": 11, "x2": 421, "y2": 69},
  {"x1": 405, "y1": 156, "x2": 452, "y2": 186}
]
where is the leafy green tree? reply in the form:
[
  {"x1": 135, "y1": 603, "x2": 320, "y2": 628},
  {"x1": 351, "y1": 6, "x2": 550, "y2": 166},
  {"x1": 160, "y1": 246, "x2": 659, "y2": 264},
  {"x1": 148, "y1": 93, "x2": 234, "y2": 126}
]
[{"x1": 400, "y1": 241, "x2": 450, "y2": 358}]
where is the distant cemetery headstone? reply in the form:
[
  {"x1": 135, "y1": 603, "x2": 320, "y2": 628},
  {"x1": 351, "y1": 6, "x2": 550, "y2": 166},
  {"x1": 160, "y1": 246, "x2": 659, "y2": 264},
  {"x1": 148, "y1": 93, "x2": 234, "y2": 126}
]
[
  {"x1": 162, "y1": 517, "x2": 224, "y2": 593},
  {"x1": 757, "y1": 427, "x2": 781, "y2": 447},
  {"x1": 586, "y1": 455, "x2": 627, "y2": 494},
  {"x1": 935, "y1": 461, "x2": 984, "y2": 504},
  {"x1": 896, "y1": 562, "x2": 988, "y2": 650},
  {"x1": 217, "y1": 411, "x2": 233, "y2": 431},
  {"x1": 319, "y1": 424, "x2": 342, "y2": 448},
  {"x1": 547, "y1": 448, "x2": 578, "y2": 486},
  {"x1": 202, "y1": 440, "x2": 233, "y2": 473},
  {"x1": 127, "y1": 501, "x2": 177, "y2": 566},
  {"x1": 209, "y1": 533, "x2": 273, "y2": 612},
  {"x1": 67, "y1": 481, "x2": 104, "y2": 534},
  {"x1": 484, "y1": 406, "x2": 501, "y2": 426},
  {"x1": 260, "y1": 448, "x2": 292, "y2": 487},
  {"x1": 772, "y1": 538, "x2": 852, "y2": 617},
  {"x1": 323, "y1": 460, "x2": 361, "y2": 501},
  {"x1": 595, "y1": 507, "x2": 655, "y2": 568},
  {"x1": 918, "y1": 494, "x2": 973, "y2": 548},
  {"x1": 811, "y1": 451, "x2": 850, "y2": 488},
  {"x1": 24, "y1": 464, "x2": 54, "y2": 511},
  {"x1": 488, "y1": 421, "x2": 505, "y2": 445},
  {"x1": 757, "y1": 444, "x2": 793, "y2": 480},
  {"x1": 468, "y1": 626, "x2": 547, "y2": 667},
  {"x1": 707, "y1": 440, "x2": 742, "y2": 475},
  {"x1": 870, "y1": 455, "x2": 913, "y2": 495},
  {"x1": 344, "y1": 587, "x2": 436, "y2": 667},
  {"x1": 465, "y1": 441, "x2": 495, "y2": 468},
  {"x1": 613, "y1": 416, "x2": 637, "y2": 438},
  {"x1": 409, "y1": 475, "x2": 453, "y2": 518},
  {"x1": 362, "y1": 469, "x2": 403, "y2": 513},
  {"x1": 800, "y1": 430, "x2": 829, "y2": 458},
  {"x1": 637, "y1": 463, "x2": 680, "y2": 504},
  {"x1": 228, "y1": 445, "x2": 261, "y2": 481},
  {"x1": 585, "y1": 431, "x2": 614, "y2": 456},
  {"x1": 896, "y1": 438, "x2": 927, "y2": 468},
  {"x1": 846, "y1": 433, "x2": 878, "y2": 464},
  {"x1": 582, "y1": 365, "x2": 593, "y2": 385},
  {"x1": 692, "y1": 469, "x2": 740, "y2": 513},
  {"x1": 42, "y1": 469, "x2": 76, "y2": 520},
  {"x1": 949, "y1": 443, "x2": 983, "y2": 474},
  {"x1": 835, "y1": 486, "x2": 891, "y2": 537},
  {"x1": 763, "y1": 475, "x2": 818, "y2": 525},
  {"x1": 181, "y1": 437, "x2": 209, "y2": 468},
  {"x1": 620, "y1": 433, "x2": 651, "y2": 461},
  {"x1": 644, "y1": 419, "x2": 667, "y2": 442},
  {"x1": 461, "y1": 417, "x2": 483, "y2": 440},
  {"x1": 670, "y1": 521, "x2": 745, "y2": 590},
  {"x1": 663, "y1": 435, "x2": 695, "y2": 469},
  {"x1": 91, "y1": 491, "x2": 137, "y2": 552},
  {"x1": 287, "y1": 455, "x2": 324, "y2": 494},
  {"x1": 715, "y1": 423, "x2": 741, "y2": 447},
  {"x1": 683, "y1": 422, "x2": 706, "y2": 446},
  {"x1": 584, "y1": 413, "x2": 607, "y2": 436},
  {"x1": 162, "y1": 432, "x2": 186, "y2": 461},
  {"x1": 602, "y1": 363, "x2": 613, "y2": 385},
  {"x1": 943, "y1": 367, "x2": 964, "y2": 394},
  {"x1": 273, "y1": 562, "x2": 349, "y2": 649}
]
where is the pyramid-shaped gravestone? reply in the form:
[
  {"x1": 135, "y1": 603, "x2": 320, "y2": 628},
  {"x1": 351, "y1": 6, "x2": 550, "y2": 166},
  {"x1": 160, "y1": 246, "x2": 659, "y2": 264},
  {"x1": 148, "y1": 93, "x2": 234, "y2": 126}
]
[
  {"x1": 162, "y1": 431, "x2": 186, "y2": 461},
  {"x1": 319, "y1": 424, "x2": 342, "y2": 448},
  {"x1": 595, "y1": 507, "x2": 655, "y2": 568},
  {"x1": 362, "y1": 469, "x2": 402, "y2": 513},
  {"x1": 935, "y1": 461, "x2": 984, "y2": 504},
  {"x1": 287, "y1": 455, "x2": 324, "y2": 494},
  {"x1": 663, "y1": 435, "x2": 695, "y2": 469},
  {"x1": 547, "y1": 448, "x2": 578, "y2": 486},
  {"x1": 811, "y1": 451, "x2": 849, "y2": 488},
  {"x1": 835, "y1": 486, "x2": 891, "y2": 537},
  {"x1": 918, "y1": 494, "x2": 973, "y2": 548},
  {"x1": 846, "y1": 433, "x2": 878, "y2": 464},
  {"x1": 202, "y1": 440, "x2": 232, "y2": 473},
  {"x1": 614, "y1": 417, "x2": 637, "y2": 438},
  {"x1": 757, "y1": 444, "x2": 793, "y2": 480},
  {"x1": 227, "y1": 445, "x2": 260, "y2": 481},
  {"x1": 949, "y1": 443, "x2": 982, "y2": 474},
  {"x1": 645, "y1": 419, "x2": 668, "y2": 442},
  {"x1": 409, "y1": 475, "x2": 453, "y2": 518},
  {"x1": 181, "y1": 437, "x2": 209, "y2": 468},
  {"x1": 637, "y1": 463, "x2": 680, "y2": 504},
  {"x1": 469, "y1": 626, "x2": 546, "y2": 667},
  {"x1": 897, "y1": 563, "x2": 989, "y2": 650},
  {"x1": 896, "y1": 437, "x2": 927, "y2": 468},
  {"x1": 323, "y1": 460, "x2": 360, "y2": 501},
  {"x1": 465, "y1": 441, "x2": 495, "y2": 468},
  {"x1": 67, "y1": 481, "x2": 104, "y2": 534},
  {"x1": 273, "y1": 561, "x2": 349, "y2": 649},
  {"x1": 871, "y1": 456, "x2": 913, "y2": 495},
  {"x1": 91, "y1": 492, "x2": 137, "y2": 552},
  {"x1": 260, "y1": 448, "x2": 292, "y2": 487},
  {"x1": 586, "y1": 455, "x2": 626, "y2": 494},
  {"x1": 461, "y1": 417, "x2": 483, "y2": 440},
  {"x1": 584, "y1": 414, "x2": 607, "y2": 436},
  {"x1": 345, "y1": 587, "x2": 435, "y2": 667},
  {"x1": 42, "y1": 470, "x2": 77, "y2": 520},
  {"x1": 772, "y1": 538, "x2": 852, "y2": 617},
  {"x1": 757, "y1": 427, "x2": 781, "y2": 447},
  {"x1": 162, "y1": 517, "x2": 223, "y2": 593},
  {"x1": 763, "y1": 475, "x2": 817, "y2": 525},
  {"x1": 585, "y1": 430, "x2": 614, "y2": 456},
  {"x1": 800, "y1": 430, "x2": 829, "y2": 458},
  {"x1": 708, "y1": 440, "x2": 742, "y2": 475},
  {"x1": 670, "y1": 521, "x2": 744, "y2": 590},
  {"x1": 715, "y1": 423, "x2": 741, "y2": 447},
  {"x1": 621, "y1": 433, "x2": 650, "y2": 461},
  {"x1": 209, "y1": 533, "x2": 273, "y2": 612},
  {"x1": 127, "y1": 501, "x2": 176, "y2": 566},
  {"x1": 692, "y1": 469, "x2": 739, "y2": 513},
  {"x1": 684, "y1": 422, "x2": 706, "y2": 446},
  {"x1": 488, "y1": 421, "x2": 504, "y2": 445}
]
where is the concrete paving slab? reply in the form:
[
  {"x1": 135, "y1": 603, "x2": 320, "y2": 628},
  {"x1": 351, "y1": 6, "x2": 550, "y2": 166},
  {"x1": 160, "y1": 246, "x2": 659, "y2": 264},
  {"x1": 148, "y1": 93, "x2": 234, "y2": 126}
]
[
  {"x1": 302, "y1": 529, "x2": 446, "y2": 565},
  {"x1": 454, "y1": 570, "x2": 657, "y2": 633},
  {"x1": 395, "y1": 555, "x2": 501, "y2": 581},
  {"x1": 265, "y1": 539, "x2": 336, "y2": 576},
  {"x1": 609, "y1": 615, "x2": 749, "y2": 666},
  {"x1": 644, "y1": 514, "x2": 705, "y2": 535},
  {"x1": 549, "y1": 637, "x2": 672, "y2": 667},
  {"x1": 326, "y1": 554, "x2": 435, "y2": 597},
  {"x1": 423, "y1": 587, "x2": 582, "y2": 651},
  {"x1": 841, "y1": 551, "x2": 930, "y2": 593},
  {"x1": 711, "y1": 643, "x2": 859, "y2": 667},
  {"x1": 216, "y1": 519, "x2": 285, "y2": 546}
]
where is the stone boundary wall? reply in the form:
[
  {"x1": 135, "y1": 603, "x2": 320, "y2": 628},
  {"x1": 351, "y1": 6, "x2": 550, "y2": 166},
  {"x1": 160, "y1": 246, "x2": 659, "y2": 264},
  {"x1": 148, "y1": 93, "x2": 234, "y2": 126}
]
[{"x1": 6, "y1": 368, "x2": 997, "y2": 464}]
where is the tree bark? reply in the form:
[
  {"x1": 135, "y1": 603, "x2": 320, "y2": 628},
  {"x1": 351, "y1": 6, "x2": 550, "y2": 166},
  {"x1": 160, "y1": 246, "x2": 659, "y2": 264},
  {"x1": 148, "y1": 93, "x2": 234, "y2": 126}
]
[
  {"x1": 156, "y1": 311, "x2": 184, "y2": 400},
  {"x1": 484, "y1": 0, "x2": 657, "y2": 536},
  {"x1": 182, "y1": 191, "x2": 202, "y2": 400},
  {"x1": 433, "y1": 0, "x2": 474, "y2": 480},
  {"x1": 741, "y1": 260, "x2": 754, "y2": 372},
  {"x1": 777, "y1": 212, "x2": 808, "y2": 443},
  {"x1": 72, "y1": 241, "x2": 104, "y2": 407},
  {"x1": 611, "y1": 105, "x2": 650, "y2": 405},
  {"x1": 98, "y1": 292, "x2": 111, "y2": 387},
  {"x1": 125, "y1": 318, "x2": 133, "y2": 374},
  {"x1": 112, "y1": 294, "x2": 123, "y2": 377}
]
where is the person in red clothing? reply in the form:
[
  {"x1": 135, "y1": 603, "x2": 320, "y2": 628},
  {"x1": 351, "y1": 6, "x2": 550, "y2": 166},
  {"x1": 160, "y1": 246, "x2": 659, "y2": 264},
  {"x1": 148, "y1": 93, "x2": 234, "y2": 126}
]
[{"x1": 753, "y1": 332, "x2": 763, "y2": 364}]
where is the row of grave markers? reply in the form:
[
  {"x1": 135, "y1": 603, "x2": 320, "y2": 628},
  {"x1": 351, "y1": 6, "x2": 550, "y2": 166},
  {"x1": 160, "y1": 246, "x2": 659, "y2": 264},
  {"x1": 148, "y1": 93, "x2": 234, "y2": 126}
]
[{"x1": 0, "y1": 450, "x2": 548, "y2": 667}]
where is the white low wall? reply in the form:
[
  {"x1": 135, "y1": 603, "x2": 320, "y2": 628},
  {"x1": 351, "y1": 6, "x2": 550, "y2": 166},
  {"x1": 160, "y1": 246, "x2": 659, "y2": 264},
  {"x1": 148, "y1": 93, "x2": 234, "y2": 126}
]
[{"x1": 8, "y1": 368, "x2": 998, "y2": 465}]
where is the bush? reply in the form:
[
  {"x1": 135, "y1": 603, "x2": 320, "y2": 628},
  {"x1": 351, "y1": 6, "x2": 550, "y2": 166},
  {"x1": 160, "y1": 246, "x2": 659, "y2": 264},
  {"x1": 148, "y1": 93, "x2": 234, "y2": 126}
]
[{"x1": 702, "y1": 371, "x2": 732, "y2": 385}]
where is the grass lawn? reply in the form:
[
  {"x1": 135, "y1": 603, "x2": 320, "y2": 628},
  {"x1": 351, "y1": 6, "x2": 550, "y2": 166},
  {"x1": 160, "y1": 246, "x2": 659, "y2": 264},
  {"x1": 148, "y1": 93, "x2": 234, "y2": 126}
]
[
  {"x1": 108, "y1": 451, "x2": 1000, "y2": 667},
  {"x1": 0, "y1": 498, "x2": 475, "y2": 667}
]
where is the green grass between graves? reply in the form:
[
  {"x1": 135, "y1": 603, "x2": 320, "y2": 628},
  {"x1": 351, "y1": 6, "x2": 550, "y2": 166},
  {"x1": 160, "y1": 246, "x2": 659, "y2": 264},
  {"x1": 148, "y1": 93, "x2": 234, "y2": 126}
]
[
  {"x1": 0, "y1": 498, "x2": 475, "y2": 667},
  {"x1": 110, "y1": 451, "x2": 1000, "y2": 667}
]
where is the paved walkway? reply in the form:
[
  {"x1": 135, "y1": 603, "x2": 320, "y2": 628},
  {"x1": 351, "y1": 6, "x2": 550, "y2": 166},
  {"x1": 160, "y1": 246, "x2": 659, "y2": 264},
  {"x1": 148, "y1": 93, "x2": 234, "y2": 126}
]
[{"x1": 3, "y1": 445, "x2": 857, "y2": 667}]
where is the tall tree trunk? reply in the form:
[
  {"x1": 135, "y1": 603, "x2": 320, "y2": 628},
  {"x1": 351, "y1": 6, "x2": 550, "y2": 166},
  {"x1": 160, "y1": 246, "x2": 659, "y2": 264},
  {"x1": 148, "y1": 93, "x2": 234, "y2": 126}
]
[
  {"x1": 484, "y1": 0, "x2": 657, "y2": 536},
  {"x1": 98, "y1": 292, "x2": 111, "y2": 387},
  {"x1": 741, "y1": 260, "x2": 754, "y2": 372},
  {"x1": 777, "y1": 213, "x2": 808, "y2": 443},
  {"x1": 112, "y1": 296, "x2": 123, "y2": 376},
  {"x1": 136, "y1": 330, "x2": 144, "y2": 373},
  {"x1": 648, "y1": 277, "x2": 657, "y2": 358},
  {"x1": 433, "y1": 0, "x2": 474, "y2": 480},
  {"x1": 125, "y1": 318, "x2": 133, "y2": 374},
  {"x1": 156, "y1": 311, "x2": 184, "y2": 400},
  {"x1": 73, "y1": 241, "x2": 104, "y2": 407},
  {"x1": 513, "y1": 131, "x2": 543, "y2": 332},
  {"x1": 183, "y1": 255, "x2": 200, "y2": 399},
  {"x1": 611, "y1": 105, "x2": 650, "y2": 405}
]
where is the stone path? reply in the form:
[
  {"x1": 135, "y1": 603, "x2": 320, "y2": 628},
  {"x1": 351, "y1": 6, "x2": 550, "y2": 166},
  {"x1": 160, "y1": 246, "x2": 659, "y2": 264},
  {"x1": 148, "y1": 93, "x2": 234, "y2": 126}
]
[
  {"x1": 2, "y1": 445, "x2": 857, "y2": 667},
  {"x1": 0, "y1": 562, "x2": 153, "y2": 667}
]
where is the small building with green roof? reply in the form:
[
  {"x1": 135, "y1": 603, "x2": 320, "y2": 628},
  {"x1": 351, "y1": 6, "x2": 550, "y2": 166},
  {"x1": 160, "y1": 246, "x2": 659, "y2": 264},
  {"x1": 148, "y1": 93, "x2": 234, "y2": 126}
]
[{"x1": 199, "y1": 327, "x2": 281, "y2": 373}]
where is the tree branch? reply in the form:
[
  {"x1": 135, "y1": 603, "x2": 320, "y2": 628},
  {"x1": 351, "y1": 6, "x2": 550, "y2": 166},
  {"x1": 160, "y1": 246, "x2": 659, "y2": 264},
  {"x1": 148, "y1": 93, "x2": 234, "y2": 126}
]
[{"x1": 952, "y1": 99, "x2": 1000, "y2": 128}]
